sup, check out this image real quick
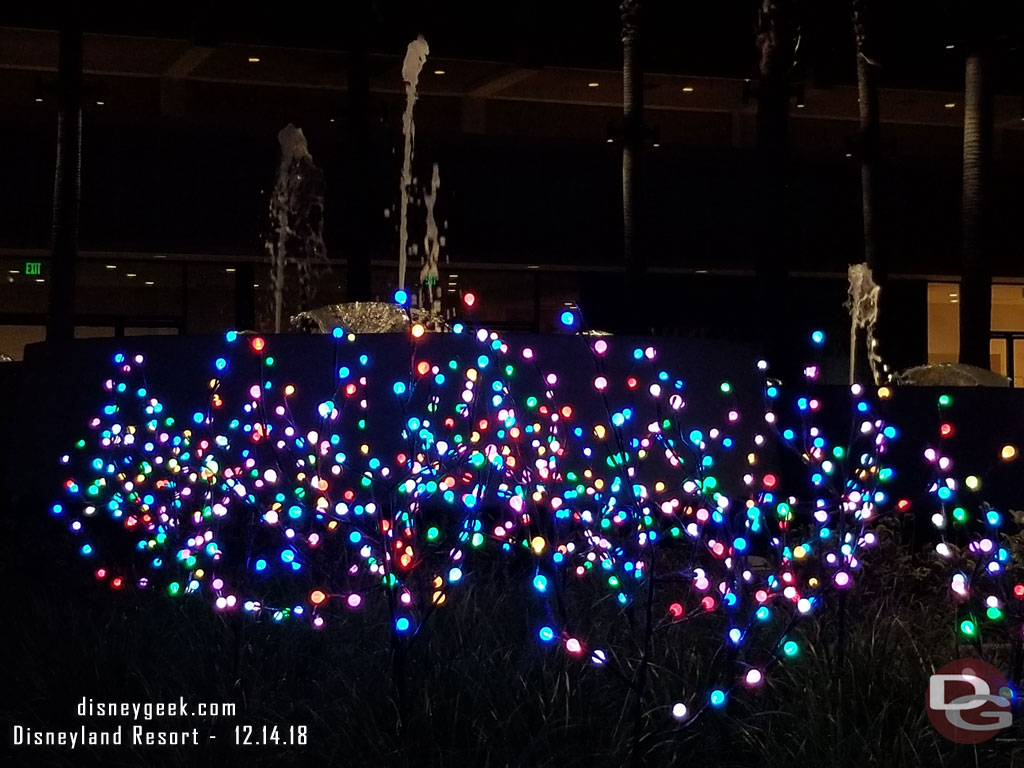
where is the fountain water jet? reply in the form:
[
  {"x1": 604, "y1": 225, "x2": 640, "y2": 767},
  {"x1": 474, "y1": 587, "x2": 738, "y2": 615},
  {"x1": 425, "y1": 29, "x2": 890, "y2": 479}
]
[
  {"x1": 266, "y1": 124, "x2": 328, "y2": 332},
  {"x1": 398, "y1": 35, "x2": 429, "y2": 292},
  {"x1": 419, "y1": 163, "x2": 442, "y2": 314}
]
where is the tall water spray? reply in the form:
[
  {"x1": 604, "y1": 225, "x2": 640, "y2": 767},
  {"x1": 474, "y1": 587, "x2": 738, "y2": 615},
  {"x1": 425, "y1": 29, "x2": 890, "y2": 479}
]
[
  {"x1": 398, "y1": 35, "x2": 429, "y2": 292},
  {"x1": 419, "y1": 163, "x2": 442, "y2": 314},
  {"x1": 266, "y1": 124, "x2": 327, "y2": 332}
]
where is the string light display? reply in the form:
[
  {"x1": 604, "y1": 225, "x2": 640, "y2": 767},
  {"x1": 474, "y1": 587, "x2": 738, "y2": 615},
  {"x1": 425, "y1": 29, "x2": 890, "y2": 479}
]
[
  {"x1": 51, "y1": 307, "x2": 952, "y2": 726},
  {"x1": 918, "y1": 392, "x2": 1021, "y2": 649}
]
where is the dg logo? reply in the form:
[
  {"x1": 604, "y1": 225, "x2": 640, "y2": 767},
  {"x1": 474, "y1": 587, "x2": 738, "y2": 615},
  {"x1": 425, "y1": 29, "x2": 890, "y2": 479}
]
[{"x1": 926, "y1": 658, "x2": 1014, "y2": 744}]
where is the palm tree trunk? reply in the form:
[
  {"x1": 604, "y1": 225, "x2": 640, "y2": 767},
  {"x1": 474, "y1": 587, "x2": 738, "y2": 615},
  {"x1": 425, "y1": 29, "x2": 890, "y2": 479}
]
[
  {"x1": 853, "y1": 0, "x2": 885, "y2": 381},
  {"x1": 755, "y1": 0, "x2": 796, "y2": 379},
  {"x1": 855, "y1": 56, "x2": 881, "y2": 276},
  {"x1": 345, "y1": 0, "x2": 373, "y2": 302},
  {"x1": 47, "y1": 0, "x2": 82, "y2": 341},
  {"x1": 621, "y1": 0, "x2": 644, "y2": 328},
  {"x1": 959, "y1": 53, "x2": 993, "y2": 369}
]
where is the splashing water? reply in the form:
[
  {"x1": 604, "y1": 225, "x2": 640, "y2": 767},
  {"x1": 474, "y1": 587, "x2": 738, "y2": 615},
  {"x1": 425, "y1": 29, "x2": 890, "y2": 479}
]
[
  {"x1": 419, "y1": 163, "x2": 441, "y2": 314},
  {"x1": 266, "y1": 124, "x2": 328, "y2": 332},
  {"x1": 846, "y1": 263, "x2": 882, "y2": 385},
  {"x1": 398, "y1": 36, "x2": 429, "y2": 292}
]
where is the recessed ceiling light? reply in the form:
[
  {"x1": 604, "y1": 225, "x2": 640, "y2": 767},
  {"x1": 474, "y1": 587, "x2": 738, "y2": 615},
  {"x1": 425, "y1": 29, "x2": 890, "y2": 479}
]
[
  {"x1": 796, "y1": 103, "x2": 805, "y2": 108},
  {"x1": 8, "y1": 270, "x2": 18, "y2": 274},
  {"x1": 145, "y1": 280, "x2": 155, "y2": 286},
  {"x1": 96, "y1": 100, "x2": 104, "y2": 106},
  {"x1": 588, "y1": 82, "x2": 600, "y2": 88},
  {"x1": 35, "y1": 278, "x2": 44, "y2": 283},
  {"x1": 681, "y1": 86, "x2": 694, "y2": 93},
  {"x1": 225, "y1": 267, "x2": 236, "y2": 273},
  {"x1": 106, "y1": 265, "x2": 116, "y2": 269},
  {"x1": 433, "y1": 69, "x2": 446, "y2": 75},
  {"x1": 845, "y1": 152, "x2": 852, "y2": 158},
  {"x1": 652, "y1": 142, "x2": 660, "y2": 147},
  {"x1": 34, "y1": 97, "x2": 43, "y2": 103},
  {"x1": 606, "y1": 138, "x2": 614, "y2": 143},
  {"x1": 253, "y1": 283, "x2": 260, "y2": 288},
  {"x1": 126, "y1": 273, "x2": 137, "y2": 278},
  {"x1": 945, "y1": 102, "x2": 956, "y2": 109},
  {"x1": 248, "y1": 57, "x2": 260, "y2": 63},
  {"x1": 946, "y1": 44, "x2": 955, "y2": 50}
]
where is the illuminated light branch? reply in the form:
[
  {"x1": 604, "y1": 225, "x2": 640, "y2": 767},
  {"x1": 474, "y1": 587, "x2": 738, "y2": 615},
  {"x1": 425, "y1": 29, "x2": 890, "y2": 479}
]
[{"x1": 918, "y1": 392, "x2": 1021, "y2": 649}]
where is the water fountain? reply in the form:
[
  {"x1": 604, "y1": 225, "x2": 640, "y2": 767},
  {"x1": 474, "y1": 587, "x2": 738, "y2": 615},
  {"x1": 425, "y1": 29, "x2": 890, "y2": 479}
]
[
  {"x1": 397, "y1": 36, "x2": 430, "y2": 293},
  {"x1": 419, "y1": 163, "x2": 442, "y2": 315},
  {"x1": 291, "y1": 36, "x2": 450, "y2": 334},
  {"x1": 266, "y1": 124, "x2": 328, "y2": 333}
]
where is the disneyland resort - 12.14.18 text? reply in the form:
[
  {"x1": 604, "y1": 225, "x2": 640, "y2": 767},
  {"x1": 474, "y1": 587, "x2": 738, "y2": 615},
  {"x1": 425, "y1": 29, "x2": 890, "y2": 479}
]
[{"x1": 12, "y1": 724, "x2": 201, "y2": 748}]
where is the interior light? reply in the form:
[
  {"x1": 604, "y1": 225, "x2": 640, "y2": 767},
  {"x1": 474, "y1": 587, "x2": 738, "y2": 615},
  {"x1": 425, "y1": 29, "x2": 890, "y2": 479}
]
[{"x1": 248, "y1": 57, "x2": 260, "y2": 63}]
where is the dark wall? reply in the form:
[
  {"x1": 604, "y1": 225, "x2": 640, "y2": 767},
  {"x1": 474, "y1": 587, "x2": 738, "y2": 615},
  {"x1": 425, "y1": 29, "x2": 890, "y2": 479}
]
[{"x1": 3, "y1": 114, "x2": 1021, "y2": 282}]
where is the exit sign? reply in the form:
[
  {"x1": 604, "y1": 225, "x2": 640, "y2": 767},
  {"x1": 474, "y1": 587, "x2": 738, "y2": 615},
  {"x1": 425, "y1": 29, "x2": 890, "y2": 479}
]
[{"x1": 24, "y1": 261, "x2": 42, "y2": 276}]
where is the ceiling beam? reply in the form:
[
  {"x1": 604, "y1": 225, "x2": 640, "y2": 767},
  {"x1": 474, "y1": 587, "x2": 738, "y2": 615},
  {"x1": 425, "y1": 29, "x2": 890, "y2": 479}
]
[
  {"x1": 467, "y1": 68, "x2": 538, "y2": 98},
  {"x1": 163, "y1": 45, "x2": 214, "y2": 79}
]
